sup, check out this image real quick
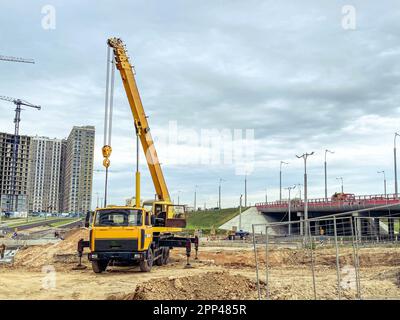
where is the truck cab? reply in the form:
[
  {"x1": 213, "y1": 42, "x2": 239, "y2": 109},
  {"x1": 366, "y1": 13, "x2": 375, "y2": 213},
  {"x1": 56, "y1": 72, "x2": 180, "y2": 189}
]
[{"x1": 87, "y1": 206, "x2": 155, "y2": 273}]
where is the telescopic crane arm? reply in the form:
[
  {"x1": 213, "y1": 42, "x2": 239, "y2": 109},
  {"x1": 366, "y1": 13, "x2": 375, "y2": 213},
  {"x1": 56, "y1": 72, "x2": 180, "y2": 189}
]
[{"x1": 107, "y1": 38, "x2": 171, "y2": 203}]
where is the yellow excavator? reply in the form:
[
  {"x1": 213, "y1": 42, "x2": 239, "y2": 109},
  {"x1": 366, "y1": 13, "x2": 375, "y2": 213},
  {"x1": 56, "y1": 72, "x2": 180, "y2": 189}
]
[{"x1": 77, "y1": 38, "x2": 198, "y2": 273}]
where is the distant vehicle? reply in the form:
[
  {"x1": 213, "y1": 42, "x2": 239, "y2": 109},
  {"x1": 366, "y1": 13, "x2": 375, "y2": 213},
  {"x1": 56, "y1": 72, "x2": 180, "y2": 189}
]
[{"x1": 331, "y1": 193, "x2": 355, "y2": 201}]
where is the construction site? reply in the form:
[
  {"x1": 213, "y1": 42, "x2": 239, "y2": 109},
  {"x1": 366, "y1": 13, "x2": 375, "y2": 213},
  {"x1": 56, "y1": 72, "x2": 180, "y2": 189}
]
[{"x1": 1, "y1": 2, "x2": 400, "y2": 302}]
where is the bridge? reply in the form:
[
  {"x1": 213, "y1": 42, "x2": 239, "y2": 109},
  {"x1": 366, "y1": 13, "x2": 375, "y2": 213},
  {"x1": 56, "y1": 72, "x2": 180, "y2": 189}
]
[{"x1": 255, "y1": 193, "x2": 400, "y2": 239}]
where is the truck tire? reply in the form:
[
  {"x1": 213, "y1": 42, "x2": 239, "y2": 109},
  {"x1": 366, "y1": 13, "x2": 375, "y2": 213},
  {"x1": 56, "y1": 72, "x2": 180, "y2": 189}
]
[
  {"x1": 162, "y1": 247, "x2": 170, "y2": 265},
  {"x1": 92, "y1": 260, "x2": 108, "y2": 273},
  {"x1": 140, "y1": 248, "x2": 154, "y2": 272},
  {"x1": 155, "y1": 248, "x2": 164, "y2": 266}
]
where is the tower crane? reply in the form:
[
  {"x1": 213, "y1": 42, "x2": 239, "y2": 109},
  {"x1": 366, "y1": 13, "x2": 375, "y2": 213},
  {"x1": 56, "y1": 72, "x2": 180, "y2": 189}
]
[
  {"x1": 0, "y1": 96, "x2": 41, "y2": 212},
  {"x1": 0, "y1": 55, "x2": 35, "y2": 64}
]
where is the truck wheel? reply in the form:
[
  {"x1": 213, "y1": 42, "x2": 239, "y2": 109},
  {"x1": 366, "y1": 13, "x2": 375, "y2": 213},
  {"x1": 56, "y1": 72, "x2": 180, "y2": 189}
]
[
  {"x1": 162, "y1": 248, "x2": 170, "y2": 265},
  {"x1": 140, "y1": 248, "x2": 154, "y2": 272},
  {"x1": 92, "y1": 260, "x2": 108, "y2": 273},
  {"x1": 155, "y1": 248, "x2": 164, "y2": 266}
]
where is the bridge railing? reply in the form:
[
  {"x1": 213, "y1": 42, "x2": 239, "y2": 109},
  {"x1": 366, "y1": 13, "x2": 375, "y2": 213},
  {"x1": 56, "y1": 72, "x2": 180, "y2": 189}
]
[{"x1": 255, "y1": 193, "x2": 400, "y2": 210}]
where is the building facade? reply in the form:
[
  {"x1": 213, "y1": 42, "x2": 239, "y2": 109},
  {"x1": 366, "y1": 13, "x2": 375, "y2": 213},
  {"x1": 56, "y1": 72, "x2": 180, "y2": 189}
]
[
  {"x1": 0, "y1": 132, "x2": 31, "y2": 212},
  {"x1": 63, "y1": 126, "x2": 95, "y2": 214},
  {"x1": 28, "y1": 136, "x2": 66, "y2": 213}
]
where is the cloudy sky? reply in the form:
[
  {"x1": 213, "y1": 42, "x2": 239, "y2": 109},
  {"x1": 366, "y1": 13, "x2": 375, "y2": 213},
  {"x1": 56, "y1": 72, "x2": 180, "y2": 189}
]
[{"x1": 1, "y1": 1, "x2": 400, "y2": 209}]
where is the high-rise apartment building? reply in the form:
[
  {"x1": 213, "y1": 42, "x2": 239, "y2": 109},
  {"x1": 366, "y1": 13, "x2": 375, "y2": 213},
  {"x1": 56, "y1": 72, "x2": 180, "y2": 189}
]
[
  {"x1": 63, "y1": 126, "x2": 95, "y2": 213},
  {"x1": 28, "y1": 136, "x2": 66, "y2": 213},
  {"x1": 0, "y1": 132, "x2": 31, "y2": 212}
]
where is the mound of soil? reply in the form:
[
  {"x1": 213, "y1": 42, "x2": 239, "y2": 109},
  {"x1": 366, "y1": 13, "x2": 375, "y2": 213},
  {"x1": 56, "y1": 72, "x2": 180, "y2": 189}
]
[
  {"x1": 110, "y1": 271, "x2": 262, "y2": 300},
  {"x1": 12, "y1": 228, "x2": 88, "y2": 270}
]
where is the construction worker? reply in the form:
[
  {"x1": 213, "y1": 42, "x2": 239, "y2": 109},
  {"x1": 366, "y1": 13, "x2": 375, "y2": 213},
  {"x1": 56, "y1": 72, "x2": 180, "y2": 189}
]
[{"x1": 0, "y1": 243, "x2": 5, "y2": 259}]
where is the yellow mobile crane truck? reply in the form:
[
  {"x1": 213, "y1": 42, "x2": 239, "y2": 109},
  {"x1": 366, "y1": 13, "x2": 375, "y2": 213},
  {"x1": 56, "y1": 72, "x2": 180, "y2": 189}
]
[{"x1": 77, "y1": 38, "x2": 198, "y2": 273}]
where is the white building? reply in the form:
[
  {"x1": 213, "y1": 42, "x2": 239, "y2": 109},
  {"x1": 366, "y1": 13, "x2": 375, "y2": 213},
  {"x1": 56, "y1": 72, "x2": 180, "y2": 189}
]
[{"x1": 28, "y1": 136, "x2": 66, "y2": 213}]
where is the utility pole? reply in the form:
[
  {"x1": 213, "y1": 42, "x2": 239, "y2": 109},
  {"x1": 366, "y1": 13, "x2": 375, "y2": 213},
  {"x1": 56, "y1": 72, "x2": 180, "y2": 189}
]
[
  {"x1": 336, "y1": 177, "x2": 344, "y2": 194},
  {"x1": 285, "y1": 185, "x2": 296, "y2": 236},
  {"x1": 297, "y1": 184, "x2": 303, "y2": 200},
  {"x1": 239, "y1": 194, "x2": 243, "y2": 231},
  {"x1": 280, "y1": 161, "x2": 289, "y2": 202},
  {"x1": 244, "y1": 174, "x2": 247, "y2": 208},
  {"x1": 219, "y1": 178, "x2": 226, "y2": 210},
  {"x1": 394, "y1": 133, "x2": 400, "y2": 198},
  {"x1": 296, "y1": 152, "x2": 314, "y2": 236},
  {"x1": 265, "y1": 188, "x2": 268, "y2": 203},
  {"x1": 194, "y1": 185, "x2": 198, "y2": 212},
  {"x1": 324, "y1": 149, "x2": 334, "y2": 201},
  {"x1": 377, "y1": 171, "x2": 387, "y2": 197}
]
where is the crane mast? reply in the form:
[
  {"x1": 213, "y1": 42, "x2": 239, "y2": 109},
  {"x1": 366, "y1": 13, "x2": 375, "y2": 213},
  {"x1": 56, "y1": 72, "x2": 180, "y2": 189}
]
[{"x1": 107, "y1": 38, "x2": 171, "y2": 203}]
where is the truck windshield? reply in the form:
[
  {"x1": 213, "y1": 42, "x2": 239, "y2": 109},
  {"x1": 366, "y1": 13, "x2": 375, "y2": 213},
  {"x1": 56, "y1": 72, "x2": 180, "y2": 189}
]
[{"x1": 94, "y1": 209, "x2": 142, "y2": 226}]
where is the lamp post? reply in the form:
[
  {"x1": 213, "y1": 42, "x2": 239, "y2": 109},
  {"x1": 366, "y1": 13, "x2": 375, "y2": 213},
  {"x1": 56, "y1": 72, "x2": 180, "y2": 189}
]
[
  {"x1": 239, "y1": 194, "x2": 243, "y2": 230},
  {"x1": 219, "y1": 178, "x2": 226, "y2": 210},
  {"x1": 285, "y1": 185, "x2": 296, "y2": 236},
  {"x1": 394, "y1": 133, "x2": 400, "y2": 198},
  {"x1": 377, "y1": 171, "x2": 387, "y2": 197},
  {"x1": 296, "y1": 152, "x2": 314, "y2": 236},
  {"x1": 244, "y1": 174, "x2": 247, "y2": 208},
  {"x1": 280, "y1": 161, "x2": 289, "y2": 202},
  {"x1": 336, "y1": 177, "x2": 344, "y2": 193},
  {"x1": 177, "y1": 190, "x2": 182, "y2": 205},
  {"x1": 324, "y1": 149, "x2": 334, "y2": 201},
  {"x1": 265, "y1": 188, "x2": 268, "y2": 203},
  {"x1": 194, "y1": 185, "x2": 198, "y2": 212},
  {"x1": 296, "y1": 184, "x2": 303, "y2": 201}
]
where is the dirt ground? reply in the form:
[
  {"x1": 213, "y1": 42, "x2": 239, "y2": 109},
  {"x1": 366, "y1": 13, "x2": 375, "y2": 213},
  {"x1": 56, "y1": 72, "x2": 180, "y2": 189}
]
[{"x1": 0, "y1": 228, "x2": 399, "y2": 300}]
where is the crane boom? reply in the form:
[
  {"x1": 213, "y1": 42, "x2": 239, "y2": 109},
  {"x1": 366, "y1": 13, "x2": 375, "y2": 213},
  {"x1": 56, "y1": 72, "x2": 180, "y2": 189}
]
[
  {"x1": 107, "y1": 38, "x2": 171, "y2": 202},
  {"x1": 0, "y1": 55, "x2": 35, "y2": 64}
]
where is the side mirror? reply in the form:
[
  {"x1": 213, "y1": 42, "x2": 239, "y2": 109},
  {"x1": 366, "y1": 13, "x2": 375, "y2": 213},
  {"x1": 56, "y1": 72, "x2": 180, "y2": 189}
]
[{"x1": 84, "y1": 211, "x2": 92, "y2": 228}]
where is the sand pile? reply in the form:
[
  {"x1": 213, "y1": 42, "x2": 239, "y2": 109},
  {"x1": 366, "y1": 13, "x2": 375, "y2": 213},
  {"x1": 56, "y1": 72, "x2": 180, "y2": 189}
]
[
  {"x1": 109, "y1": 271, "x2": 262, "y2": 300},
  {"x1": 12, "y1": 228, "x2": 88, "y2": 270}
]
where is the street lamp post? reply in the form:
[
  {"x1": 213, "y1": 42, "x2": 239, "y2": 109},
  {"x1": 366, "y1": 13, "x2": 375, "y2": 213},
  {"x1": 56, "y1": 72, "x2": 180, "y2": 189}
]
[
  {"x1": 219, "y1": 178, "x2": 226, "y2": 210},
  {"x1": 336, "y1": 177, "x2": 344, "y2": 194},
  {"x1": 296, "y1": 184, "x2": 303, "y2": 200},
  {"x1": 285, "y1": 185, "x2": 296, "y2": 236},
  {"x1": 394, "y1": 133, "x2": 400, "y2": 198},
  {"x1": 239, "y1": 194, "x2": 243, "y2": 230},
  {"x1": 280, "y1": 161, "x2": 289, "y2": 202},
  {"x1": 194, "y1": 185, "x2": 198, "y2": 212},
  {"x1": 324, "y1": 149, "x2": 334, "y2": 201},
  {"x1": 377, "y1": 171, "x2": 387, "y2": 197},
  {"x1": 296, "y1": 152, "x2": 314, "y2": 236},
  {"x1": 265, "y1": 188, "x2": 268, "y2": 203},
  {"x1": 244, "y1": 174, "x2": 247, "y2": 208}
]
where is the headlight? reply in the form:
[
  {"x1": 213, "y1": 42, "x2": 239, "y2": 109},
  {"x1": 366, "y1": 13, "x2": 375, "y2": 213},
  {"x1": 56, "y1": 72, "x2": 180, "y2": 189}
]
[
  {"x1": 134, "y1": 254, "x2": 141, "y2": 259},
  {"x1": 91, "y1": 254, "x2": 98, "y2": 259}
]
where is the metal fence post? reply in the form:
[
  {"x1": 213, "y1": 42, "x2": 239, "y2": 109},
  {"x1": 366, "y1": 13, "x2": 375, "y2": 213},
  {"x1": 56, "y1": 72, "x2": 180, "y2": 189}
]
[
  {"x1": 265, "y1": 225, "x2": 270, "y2": 300},
  {"x1": 349, "y1": 217, "x2": 362, "y2": 299},
  {"x1": 333, "y1": 216, "x2": 341, "y2": 300},
  {"x1": 307, "y1": 221, "x2": 317, "y2": 300},
  {"x1": 252, "y1": 224, "x2": 261, "y2": 300}
]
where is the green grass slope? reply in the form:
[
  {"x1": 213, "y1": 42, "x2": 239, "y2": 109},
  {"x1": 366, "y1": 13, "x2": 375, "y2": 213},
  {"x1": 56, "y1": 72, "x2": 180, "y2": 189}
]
[{"x1": 186, "y1": 207, "x2": 246, "y2": 230}]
